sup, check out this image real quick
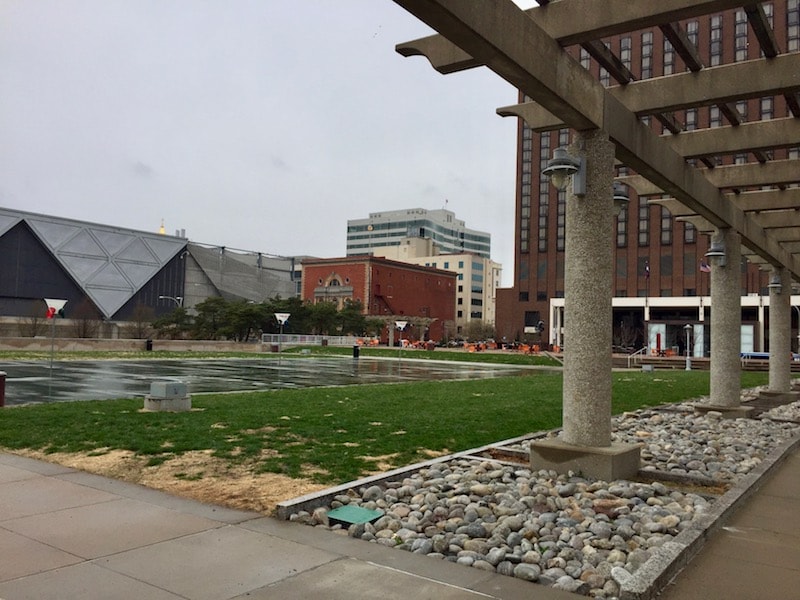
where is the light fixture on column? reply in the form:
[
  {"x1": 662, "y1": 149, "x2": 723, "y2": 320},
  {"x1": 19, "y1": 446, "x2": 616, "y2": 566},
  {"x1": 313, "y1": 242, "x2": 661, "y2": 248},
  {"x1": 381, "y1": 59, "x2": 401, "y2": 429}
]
[
  {"x1": 542, "y1": 147, "x2": 585, "y2": 196},
  {"x1": 612, "y1": 182, "x2": 630, "y2": 216},
  {"x1": 767, "y1": 273, "x2": 782, "y2": 294},
  {"x1": 704, "y1": 239, "x2": 727, "y2": 267}
]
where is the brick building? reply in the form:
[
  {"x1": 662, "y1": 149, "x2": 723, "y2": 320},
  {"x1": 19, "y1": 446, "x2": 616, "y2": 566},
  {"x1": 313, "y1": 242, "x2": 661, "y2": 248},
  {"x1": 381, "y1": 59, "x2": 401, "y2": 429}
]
[
  {"x1": 496, "y1": 0, "x2": 800, "y2": 352},
  {"x1": 301, "y1": 256, "x2": 456, "y2": 342}
]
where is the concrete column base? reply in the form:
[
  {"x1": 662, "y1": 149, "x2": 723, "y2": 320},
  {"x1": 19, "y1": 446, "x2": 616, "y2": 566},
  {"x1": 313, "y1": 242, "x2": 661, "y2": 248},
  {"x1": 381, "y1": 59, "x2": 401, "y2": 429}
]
[
  {"x1": 143, "y1": 395, "x2": 192, "y2": 412},
  {"x1": 758, "y1": 390, "x2": 800, "y2": 402},
  {"x1": 692, "y1": 404, "x2": 754, "y2": 419},
  {"x1": 530, "y1": 438, "x2": 641, "y2": 481}
]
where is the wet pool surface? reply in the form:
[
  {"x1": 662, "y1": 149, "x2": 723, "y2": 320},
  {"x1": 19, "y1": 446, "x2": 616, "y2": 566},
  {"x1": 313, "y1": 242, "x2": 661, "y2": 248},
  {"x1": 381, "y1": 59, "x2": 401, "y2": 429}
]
[{"x1": 0, "y1": 357, "x2": 532, "y2": 406}]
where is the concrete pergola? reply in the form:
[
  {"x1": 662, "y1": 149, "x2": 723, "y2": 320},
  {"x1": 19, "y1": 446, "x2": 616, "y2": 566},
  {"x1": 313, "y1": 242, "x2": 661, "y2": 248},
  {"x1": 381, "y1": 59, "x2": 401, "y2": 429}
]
[{"x1": 393, "y1": 0, "x2": 800, "y2": 479}]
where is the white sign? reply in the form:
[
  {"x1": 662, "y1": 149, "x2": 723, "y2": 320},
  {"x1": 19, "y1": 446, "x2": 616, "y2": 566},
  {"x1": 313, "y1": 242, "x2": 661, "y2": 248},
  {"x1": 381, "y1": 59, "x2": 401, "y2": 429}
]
[
  {"x1": 44, "y1": 298, "x2": 68, "y2": 312},
  {"x1": 274, "y1": 312, "x2": 290, "y2": 325},
  {"x1": 395, "y1": 320, "x2": 408, "y2": 330}
]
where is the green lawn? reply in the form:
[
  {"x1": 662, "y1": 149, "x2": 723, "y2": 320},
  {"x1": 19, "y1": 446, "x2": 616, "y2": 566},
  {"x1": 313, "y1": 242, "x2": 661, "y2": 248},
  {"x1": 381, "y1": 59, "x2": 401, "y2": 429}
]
[{"x1": 0, "y1": 368, "x2": 770, "y2": 484}]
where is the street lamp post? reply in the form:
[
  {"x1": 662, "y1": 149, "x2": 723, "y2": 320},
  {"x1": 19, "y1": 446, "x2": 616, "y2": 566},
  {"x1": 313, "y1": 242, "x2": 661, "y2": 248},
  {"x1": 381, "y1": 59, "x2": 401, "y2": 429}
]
[
  {"x1": 275, "y1": 313, "x2": 290, "y2": 354},
  {"x1": 793, "y1": 305, "x2": 800, "y2": 354},
  {"x1": 683, "y1": 324, "x2": 692, "y2": 371},
  {"x1": 158, "y1": 295, "x2": 183, "y2": 307},
  {"x1": 44, "y1": 298, "x2": 67, "y2": 399}
]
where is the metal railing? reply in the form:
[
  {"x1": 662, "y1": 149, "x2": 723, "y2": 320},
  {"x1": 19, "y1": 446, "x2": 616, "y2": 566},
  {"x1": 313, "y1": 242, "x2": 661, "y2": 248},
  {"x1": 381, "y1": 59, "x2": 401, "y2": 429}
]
[
  {"x1": 261, "y1": 334, "x2": 362, "y2": 347},
  {"x1": 627, "y1": 347, "x2": 648, "y2": 369}
]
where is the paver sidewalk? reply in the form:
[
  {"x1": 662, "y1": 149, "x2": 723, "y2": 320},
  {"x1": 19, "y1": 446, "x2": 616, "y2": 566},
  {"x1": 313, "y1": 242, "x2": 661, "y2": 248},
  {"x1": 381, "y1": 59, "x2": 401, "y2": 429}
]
[
  {"x1": 656, "y1": 445, "x2": 800, "y2": 600},
  {"x1": 0, "y1": 452, "x2": 575, "y2": 600}
]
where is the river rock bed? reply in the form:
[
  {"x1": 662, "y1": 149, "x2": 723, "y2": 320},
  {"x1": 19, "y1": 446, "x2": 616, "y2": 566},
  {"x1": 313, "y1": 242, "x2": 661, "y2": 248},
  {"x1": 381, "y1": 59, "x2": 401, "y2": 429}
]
[{"x1": 288, "y1": 398, "x2": 800, "y2": 598}]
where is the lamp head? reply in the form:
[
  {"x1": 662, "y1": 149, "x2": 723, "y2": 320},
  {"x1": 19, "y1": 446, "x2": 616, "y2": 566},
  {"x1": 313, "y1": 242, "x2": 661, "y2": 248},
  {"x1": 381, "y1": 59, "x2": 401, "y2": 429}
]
[
  {"x1": 542, "y1": 147, "x2": 582, "y2": 193},
  {"x1": 612, "y1": 182, "x2": 630, "y2": 216},
  {"x1": 767, "y1": 274, "x2": 782, "y2": 295},
  {"x1": 705, "y1": 240, "x2": 727, "y2": 267}
]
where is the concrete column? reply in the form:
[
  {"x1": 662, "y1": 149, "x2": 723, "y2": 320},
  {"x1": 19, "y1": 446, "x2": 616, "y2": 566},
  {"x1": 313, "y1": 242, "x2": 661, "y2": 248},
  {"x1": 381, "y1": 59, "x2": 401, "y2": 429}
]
[
  {"x1": 561, "y1": 130, "x2": 614, "y2": 447},
  {"x1": 708, "y1": 229, "x2": 742, "y2": 409},
  {"x1": 530, "y1": 130, "x2": 640, "y2": 480},
  {"x1": 768, "y1": 268, "x2": 793, "y2": 394}
]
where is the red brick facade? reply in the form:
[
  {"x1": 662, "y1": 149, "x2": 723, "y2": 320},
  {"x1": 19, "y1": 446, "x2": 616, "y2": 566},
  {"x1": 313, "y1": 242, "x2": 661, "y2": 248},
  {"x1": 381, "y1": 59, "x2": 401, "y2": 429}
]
[{"x1": 301, "y1": 256, "x2": 456, "y2": 341}]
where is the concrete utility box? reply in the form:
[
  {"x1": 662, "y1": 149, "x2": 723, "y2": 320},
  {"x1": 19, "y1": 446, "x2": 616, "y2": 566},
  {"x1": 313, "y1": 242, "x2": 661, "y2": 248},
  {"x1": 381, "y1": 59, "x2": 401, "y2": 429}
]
[
  {"x1": 144, "y1": 381, "x2": 191, "y2": 412},
  {"x1": 150, "y1": 382, "x2": 188, "y2": 399}
]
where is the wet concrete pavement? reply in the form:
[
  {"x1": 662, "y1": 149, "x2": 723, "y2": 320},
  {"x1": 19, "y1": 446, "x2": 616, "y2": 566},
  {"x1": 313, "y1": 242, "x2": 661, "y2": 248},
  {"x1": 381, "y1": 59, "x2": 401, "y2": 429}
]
[{"x1": 0, "y1": 357, "x2": 532, "y2": 406}]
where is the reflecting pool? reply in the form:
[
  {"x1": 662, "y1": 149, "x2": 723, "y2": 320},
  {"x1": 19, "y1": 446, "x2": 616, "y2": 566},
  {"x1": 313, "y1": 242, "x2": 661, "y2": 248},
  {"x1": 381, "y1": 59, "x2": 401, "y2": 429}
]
[{"x1": 0, "y1": 357, "x2": 534, "y2": 406}]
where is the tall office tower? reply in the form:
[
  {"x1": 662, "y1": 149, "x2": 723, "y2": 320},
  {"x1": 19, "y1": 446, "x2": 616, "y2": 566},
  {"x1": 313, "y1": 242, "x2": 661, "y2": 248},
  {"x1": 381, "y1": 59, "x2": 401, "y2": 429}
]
[{"x1": 496, "y1": 1, "x2": 800, "y2": 351}]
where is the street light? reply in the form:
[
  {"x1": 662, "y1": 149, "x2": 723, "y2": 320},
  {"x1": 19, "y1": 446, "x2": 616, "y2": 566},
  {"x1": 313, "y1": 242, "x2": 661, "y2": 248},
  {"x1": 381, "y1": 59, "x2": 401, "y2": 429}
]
[
  {"x1": 395, "y1": 320, "x2": 408, "y2": 363},
  {"x1": 767, "y1": 273, "x2": 782, "y2": 295},
  {"x1": 793, "y1": 304, "x2": 800, "y2": 355},
  {"x1": 683, "y1": 324, "x2": 692, "y2": 371},
  {"x1": 542, "y1": 147, "x2": 629, "y2": 215},
  {"x1": 158, "y1": 295, "x2": 183, "y2": 307},
  {"x1": 704, "y1": 239, "x2": 727, "y2": 268},
  {"x1": 542, "y1": 147, "x2": 584, "y2": 194},
  {"x1": 275, "y1": 312, "x2": 290, "y2": 354}
]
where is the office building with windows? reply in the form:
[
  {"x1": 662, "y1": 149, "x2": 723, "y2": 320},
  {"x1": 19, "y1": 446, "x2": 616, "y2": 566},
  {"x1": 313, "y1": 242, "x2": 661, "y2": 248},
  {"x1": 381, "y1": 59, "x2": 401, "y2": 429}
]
[
  {"x1": 496, "y1": 0, "x2": 800, "y2": 353},
  {"x1": 346, "y1": 208, "x2": 491, "y2": 259}
]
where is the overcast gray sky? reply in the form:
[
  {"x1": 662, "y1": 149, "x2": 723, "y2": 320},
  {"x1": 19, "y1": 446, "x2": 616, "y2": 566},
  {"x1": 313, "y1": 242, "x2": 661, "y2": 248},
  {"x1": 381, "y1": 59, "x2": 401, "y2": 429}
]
[{"x1": 1, "y1": 1, "x2": 532, "y2": 284}]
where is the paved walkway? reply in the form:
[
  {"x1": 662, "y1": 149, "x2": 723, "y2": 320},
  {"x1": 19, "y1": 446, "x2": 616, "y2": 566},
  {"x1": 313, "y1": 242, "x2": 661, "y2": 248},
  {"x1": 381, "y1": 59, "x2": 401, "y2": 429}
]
[{"x1": 0, "y1": 447, "x2": 798, "y2": 600}]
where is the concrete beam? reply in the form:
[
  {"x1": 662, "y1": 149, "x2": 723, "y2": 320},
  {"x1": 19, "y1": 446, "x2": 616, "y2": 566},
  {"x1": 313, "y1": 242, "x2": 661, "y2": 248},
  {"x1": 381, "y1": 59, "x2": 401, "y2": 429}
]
[
  {"x1": 751, "y1": 210, "x2": 800, "y2": 230},
  {"x1": 497, "y1": 55, "x2": 800, "y2": 131},
  {"x1": 731, "y1": 189, "x2": 800, "y2": 212},
  {"x1": 704, "y1": 159, "x2": 800, "y2": 189},
  {"x1": 394, "y1": 0, "x2": 800, "y2": 277},
  {"x1": 396, "y1": 0, "x2": 749, "y2": 73},
  {"x1": 665, "y1": 118, "x2": 800, "y2": 158}
]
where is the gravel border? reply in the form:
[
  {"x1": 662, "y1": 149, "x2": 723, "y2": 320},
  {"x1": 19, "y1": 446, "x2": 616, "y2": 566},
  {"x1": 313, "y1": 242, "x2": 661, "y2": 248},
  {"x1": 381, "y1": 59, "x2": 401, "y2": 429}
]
[{"x1": 278, "y1": 392, "x2": 800, "y2": 599}]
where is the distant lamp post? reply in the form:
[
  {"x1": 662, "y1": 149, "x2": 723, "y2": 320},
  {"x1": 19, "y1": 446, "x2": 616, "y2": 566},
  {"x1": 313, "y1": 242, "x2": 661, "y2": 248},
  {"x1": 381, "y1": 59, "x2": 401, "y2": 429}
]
[
  {"x1": 683, "y1": 324, "x2": 692, "y2": 371},
  {"x1": 159, "y1": 295, "x2": 183, "y2": 307},
  {"x1": 43, "y1": 298, "x2": 67, "y2": 398},
  {"x1": 395, "y1": 320, "x2": 408, "y2": 362},
  {"x1": 275, "y1": 313, "x2": 290, "y2": 354}
]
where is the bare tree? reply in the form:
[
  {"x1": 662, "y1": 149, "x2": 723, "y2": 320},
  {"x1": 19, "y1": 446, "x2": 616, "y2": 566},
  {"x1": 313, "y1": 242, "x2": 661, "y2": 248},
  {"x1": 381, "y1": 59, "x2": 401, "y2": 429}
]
[
  {"x1": 69, "y1": 299, "x2": 102, "y2": 338},
  {"x1": 18, "y1": 305, "x2": 47, "y2": 337},
  {"x1": 122, "y1": 304, "x2": 155, "y2": 339}
]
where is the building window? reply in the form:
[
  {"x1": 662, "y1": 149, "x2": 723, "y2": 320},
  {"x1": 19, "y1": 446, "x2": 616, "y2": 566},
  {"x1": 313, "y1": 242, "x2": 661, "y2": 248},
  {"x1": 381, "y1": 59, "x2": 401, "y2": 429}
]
[
  {"x1": 735, "y1": 9, "x2": 748, "y2": 62},
  {"x1": 620, "y1": 36, "x2": 632, "y2": 71},
  {"x1": 760, "y1": 97, "x2": 774, "y2": 120},
  {"x1": 538, "y1": 133, "x2": 550, "y2": 252},
  {"x1": 660, "y1": 207, "x2": 672, "y2": 245},
  {"x1": 686, "y1": 20, "x2": 699, "y2": 49},
  {"x1": 638, "y1": 202, "x2": 649, "y2": 246},
  {"x1": 710, "y1": 15, "x2": 723, "y2": 66},
  {"x1": 616, "y1": 205, "x2": 628, "y2": 247},
  {"x1": 684, "y1": 221, "x2": 696, "y2": 244},
  {"x1": 641, "y1": 31, "x2": 653, "y2": 79},
  {"x1": 580, "y1": 47, "x2": 590, "y2": 70},
  {"x1": 736, "y1": 100, "x2": 748, "y2": 122},
  {"x1": 710, "y1": 105, "x2": 722, "y2": 128},
  {"x1": 663, "y1": 37, "x2": 674, "y2": 75},
  {"x1": 519, "y1": 292, "x2": 529, "y2": 302},
  {"x1": 790, "y1": 0, "x2": 800, "y2": 52},
  {"x1": 685, "y1": 108, "x2": 698, "y2": 131}
]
